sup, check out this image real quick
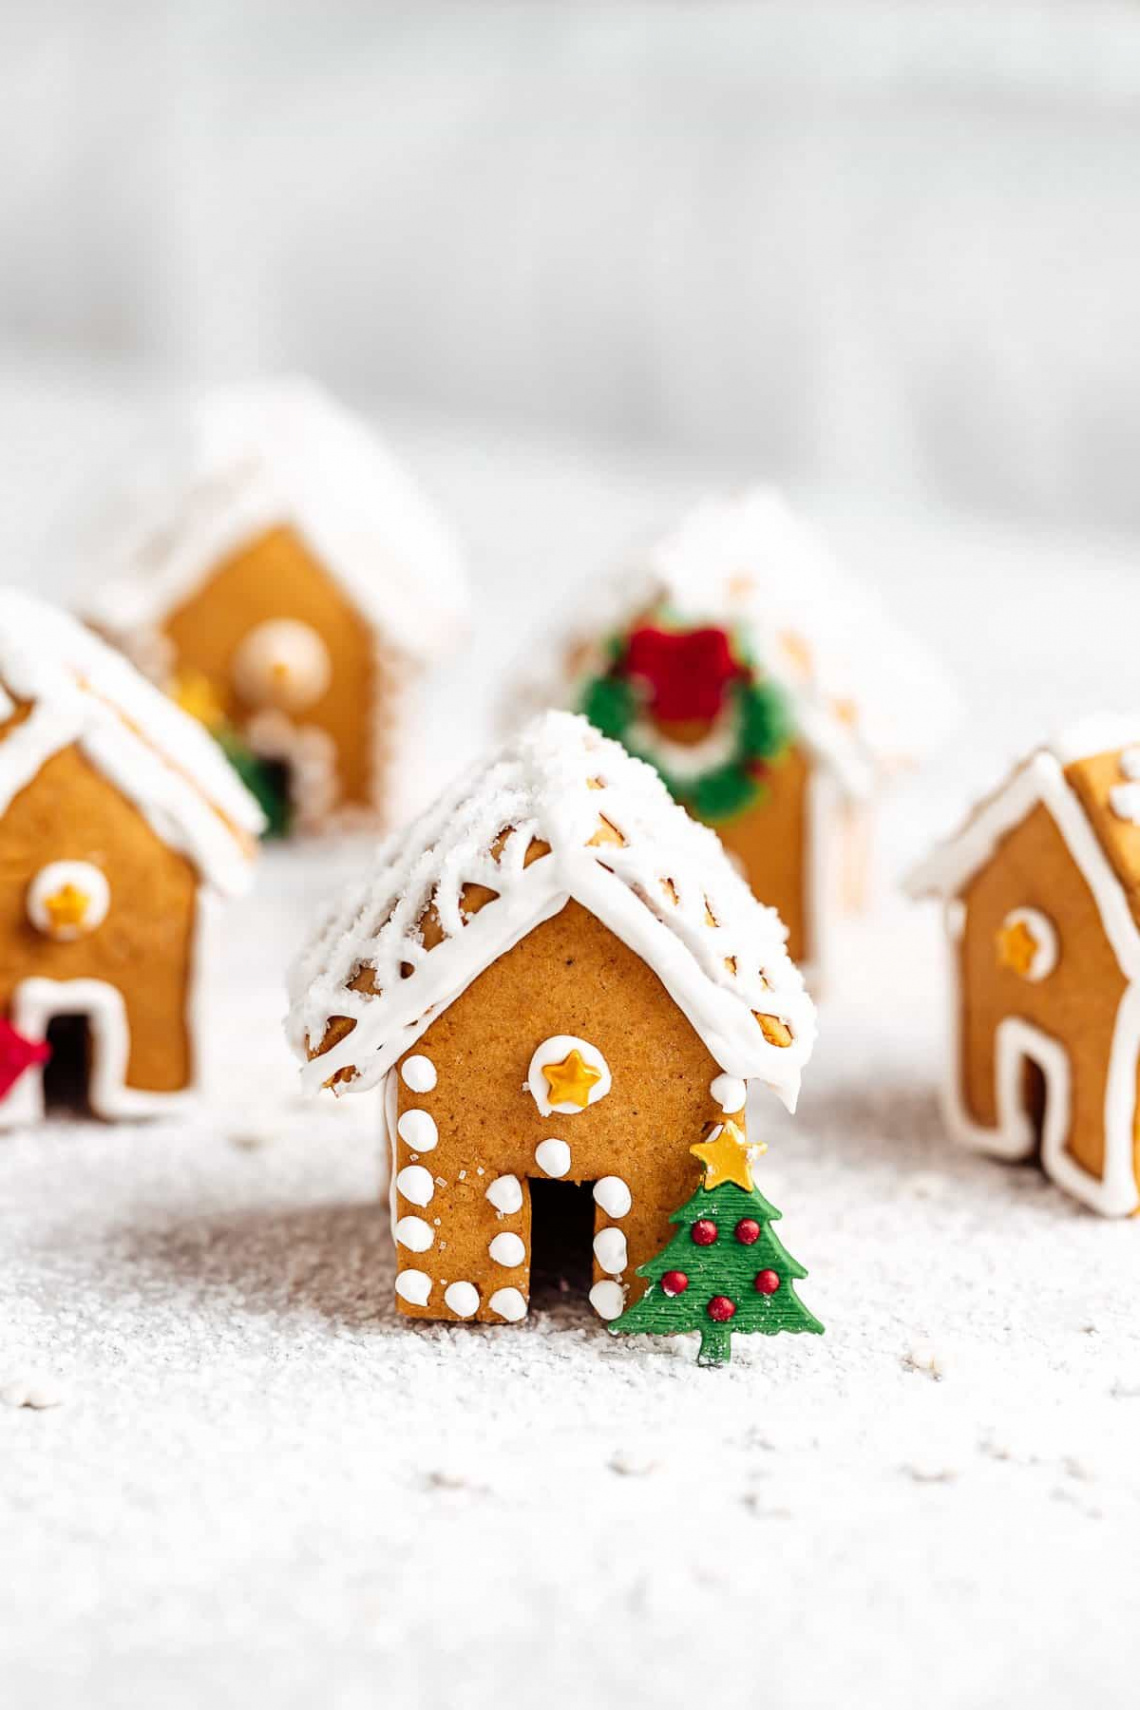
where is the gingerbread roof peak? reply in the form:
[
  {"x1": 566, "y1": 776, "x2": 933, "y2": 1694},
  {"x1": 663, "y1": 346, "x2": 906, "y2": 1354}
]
[
  {"x1": 74, "y1": 377, "x2": 469, "y2": 663},
  {"x1": 0, "y1": 590, "x2": 263, "y2": 894},
  {"x1": 540, "y1": 486, "x2": 956, "y2": 798},
  {"x1": 287, "y1": 710, "x2": 816, "y2": 1107}
]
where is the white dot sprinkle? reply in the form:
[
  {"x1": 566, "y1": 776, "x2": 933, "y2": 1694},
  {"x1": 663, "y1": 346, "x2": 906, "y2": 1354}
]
[
  {"x1": 394, "y1": 1215, "x2": 434, "y2": 1253},
  {"x1": 593, "y1": 1227, "x2": 628, "y2": 1276},
  {"x1": 1110, "y1": 782, "x2": 1140, "y2": 825},
  {"x1": 489, "y1": 1287, "x2": 528, "y2": 1323},
  {"x1": 1121, "y1": 747, "x2": 1140, "y2": 781},
  {"x1": 710, "y1": 1073, "x2": 747, "y2": 1114},
  {"x1": 396, "y1": 1164, "x2": 435, "y2": 1208},
  {"x1": 394, "y1": 1269, "x2": 432, "y2": 1306},
  {"x1": 589, "y1": 1280, "x2": 625, "y2": 1321},
  {"x1": 400, "y1": 1054, "x2": 437, "y2": 1093},
  {"x1": 444, "y1": 1281, "x2": 480, "y2": 1319},
  {"x1": 486, "y1": 1174, "x2": 524, "y2": 1215},
  {"x1": 397, "y1": 1109, "x2": 438, "y2": 1152},
  {"x1": 535, "y1": 1138, "x2": 571, "y2": 1178},
  {"x1": 593, "y1": 1176, "x2": 632, "y2": 1218},
  {"x1": 489, "y1": 1232, "x2": 526, "y2": 1268}
]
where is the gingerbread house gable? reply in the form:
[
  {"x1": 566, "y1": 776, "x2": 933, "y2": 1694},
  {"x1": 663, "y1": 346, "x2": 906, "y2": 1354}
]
[
  {"x1": 907, "y1": 718, "x2": 1140, "y2": 1217},
  {"x1": 74, "y1": 378, "x2": 469, "y2": 669},
  {"x1": 527, "y1": 487, "x2": 957, "y2": 803},
  {"x1": 0, "y1": 591, "x2": 264, "y2": 896},
  {"x1": 288, "y1": 712, "x2": 816, "y2": 1110}
]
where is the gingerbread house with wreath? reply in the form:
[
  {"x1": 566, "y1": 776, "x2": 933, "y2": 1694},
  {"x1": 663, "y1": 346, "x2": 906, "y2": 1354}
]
[
  {"x1": 287, "y1": 711, "x2": 816, "y2": 1326},
  {"x1": 519, "y1": 488, "x2": 955, "y2": 982},
  {"x1": 0, "y1": 590, "x2": 263, "y2": 1123},
  {"x1": 907, "y1": 717, "x2": 1140, "y2": 1217},
  {"x1": 73, "y1": 378, "x2": 468, "y2": 836}
]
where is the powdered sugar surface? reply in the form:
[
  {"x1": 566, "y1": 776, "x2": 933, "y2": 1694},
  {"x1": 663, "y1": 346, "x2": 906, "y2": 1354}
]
[
  {"x1": 0, "y1": 590, "x2": 263, "y2": 893},
  {"x1": 287, "y1": 712, "x2": 816, "y2": 1106}
]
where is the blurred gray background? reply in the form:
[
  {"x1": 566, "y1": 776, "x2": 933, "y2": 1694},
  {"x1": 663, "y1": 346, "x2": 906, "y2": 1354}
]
[{"x1": 4, "y1": 0, "x2": 1140, "y2": 532}]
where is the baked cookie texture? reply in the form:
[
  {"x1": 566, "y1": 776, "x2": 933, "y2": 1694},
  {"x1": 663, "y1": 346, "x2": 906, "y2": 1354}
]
[
  {"x1": 513, "y1": 487, "x2": 957, "y2": 985},
  {"x1": 75, "y1": 377, "x2": 468, "y2": 835},
  {"x1": 0, "y1": 591, "x2": 263, "y2": 1122},
  {"x1": 287, "y1": 710, "x2": 817, "y2": 1326},
  {"x1": 908, "y1": 717, "x2": 1140, "y2": 1217}
]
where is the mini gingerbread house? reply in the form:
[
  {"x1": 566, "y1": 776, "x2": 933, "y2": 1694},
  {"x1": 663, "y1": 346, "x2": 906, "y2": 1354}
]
[
  {"x1": 907, "y1": 718, "x2": 1140, "y2": 1217},
  {"x1": 74, "y1": 378, "x2": 468, "y2": 835},
  {"x1": 521, "y1": 488, "x2": 955, "y2": 982},
  {"x1": 287, "y1": 711, "x2": 816, "y2": 1326},
  {"x1": 0, "y1": 590, "x2": 263, "y2": 1124}
]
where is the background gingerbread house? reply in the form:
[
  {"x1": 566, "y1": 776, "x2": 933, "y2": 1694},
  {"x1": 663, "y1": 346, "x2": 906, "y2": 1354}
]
[
  {"x1": 518, "y1": 488, "x2": 956, "y2": 982},
  {"x1": 287, "y1": 711, "x2": 816, "y2": 1326},
  {"x1": 74, "y1": 378, "x2": 469, "y2": 835},
  {"x1": 907, "y1": 717, "x2": 1140, "y2": 1217},
  {"x1": 0, "y1": 590, "x2": 263, "y2": 1124}
]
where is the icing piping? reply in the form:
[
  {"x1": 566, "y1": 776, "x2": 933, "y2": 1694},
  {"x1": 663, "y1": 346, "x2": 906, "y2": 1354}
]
[
  {"x1": 488, "y1": 1232, "x2": 526, "y2": 1268},
  {"x1": 592, "y1": 1176, "x2": 632, "y2": 1218},
  {"x1": 526, "y1": 1034, "x2": 612, "y2": 1117},
  {"x1": 400, "y1": 1054, "x2": 437, "y2": 1093},
  {"x1": 534, "y1": 1138, "x2": 571, "y2": 1178}
]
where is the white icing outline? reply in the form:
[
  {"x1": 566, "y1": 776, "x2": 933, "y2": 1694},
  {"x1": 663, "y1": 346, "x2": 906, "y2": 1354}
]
[
  {"x1": 26, "y1": 862, "x2": 111, "y2": 940},
  {"x1": 0, "y1": 976, "x2": 198, "y2": 1124},
  {"x1": 911, "y1": 753, "x2": 1140, "y2": 1216},
  {"x1": 1000, "y1": 907, "x2": 1058, "y2": 982},
  {"x1": 400, "y1": 1054, "x2": 437, "y2": 1093},
  {"x1": 395, "y1": 1164, "x2": 434, "y2": 1208},
  {"x1": 593, "y1": 1227, "x2": 628, "y2": 1277},
  {"x1": 534, "y1": 1138, "x2": 571, "y2": 1179},
  {"x1": 397, "y1": 1108, "x2": 438, "y2": 1152},
  {"x1": 588, "y1": 1279, "x2": 625, "y2": 1320},
  {"x1": 527, "y1": 1034, "x2": 612, "y2": 1117},
  {"x1": 488, "y1": 1287, "x2": 527, "y2": 1322},
  {"x1": 394, "y1": 1215, "x2": 433, "y2": 1252},
  {"x1": 486, "y1": 1174, "x2": 523, "y2": 1215},
  {"x1": 488, "y1": 1232, "x2": 526, "y2": 1268},
  {"x1": 443, "y1": 1281, "x2": 479, "y2": 1318},
  {"x1": 395, "y1": 1269, "x2": 431, "y2": 1307},
  {"x1": 288, "y1": 714, "x2": 816, "y2": 1112},
  {"x1": 593, "y1": 1176, "x2": 632, "y2": 1218}
]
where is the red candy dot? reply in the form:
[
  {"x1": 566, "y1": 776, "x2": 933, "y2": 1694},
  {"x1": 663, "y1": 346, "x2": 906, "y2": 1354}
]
[
  {"x1": 755, "y1": 1270, "x2": 781, "y2": 1295},
  {"x1": 662, "y1": 1270, "x2": 689, "y2": 1297},
  {"x1": 735, "y1": 1218, "x2": 761, "y2": 1245},
  {"x1": 691, "y1": 1219, "x2": 719, "y2": 1246},
  {"x1": 707, "y1": 1295, "x2": 737, "y2": 1322}
]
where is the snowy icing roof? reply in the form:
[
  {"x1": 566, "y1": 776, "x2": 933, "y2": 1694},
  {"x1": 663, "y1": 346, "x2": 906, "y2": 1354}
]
[
  {"x1": 287, "y1": 711, "x2": 817, "y2": 1107},
  {"x1": 527, "y1": 487, "x2": 957, "y2": 799},
  {"x1": 74, "y1": 378, "x2": 469, "y2": 663},
  {"x1": 907, "y1": 714, "x2": 1140, "y2": 940},
  {"x1": 0, "y1": 590, "x2": 263, "y2": 894}
]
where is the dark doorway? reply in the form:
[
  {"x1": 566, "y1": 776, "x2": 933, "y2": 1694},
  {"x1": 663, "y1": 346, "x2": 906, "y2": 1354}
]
[
  {"x1": 43, "y1": 1014, "x2": 93, "y2": 1116},
  {"x1": 1020, "y1": 1055, "x2": 1046, "y2": 1157},
  {"x1": 256, "y1": 757, "x2": 294, "y2": 839},
  {"x1": 529, "y1": 1178, "x2": 596, "y2": 1306}
]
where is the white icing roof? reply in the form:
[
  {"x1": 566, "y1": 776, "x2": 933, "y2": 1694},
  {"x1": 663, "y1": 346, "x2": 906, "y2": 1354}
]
[
  {"x1": 0, "y1": 591, "x2": 263, "y2": 894},
  {"x1": 75, "y1": 378, "x2": 469, "y2": 663},
  {"x1": 530, "y1": 487, "x2": 958, "y2": 799},
  {"x1": 287, "y1": 711, "x2": 816, "y2": 1107}
]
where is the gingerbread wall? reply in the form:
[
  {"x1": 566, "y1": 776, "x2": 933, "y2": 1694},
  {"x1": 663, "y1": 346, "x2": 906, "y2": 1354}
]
[
  {"x1": 0, "y1": 743, "x2": 199, "y2": 1093},
  {"x1": 958, "y1": 801, "x2": 1126, "y2": 1183},
  {"x1": 161, "y1": 523, "x2": 383, "y2": 814},
  {"x1": 391, "y1": 899, "x2": 742, "y2": 1323},
  {"x1": 712, "y1": 743, "x2": 811, "y2": 964}
]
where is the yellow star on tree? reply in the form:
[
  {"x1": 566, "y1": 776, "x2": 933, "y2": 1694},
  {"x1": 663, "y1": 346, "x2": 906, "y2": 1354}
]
[
  {"x1": 542, "y1": 1048, "x2": 602, "y2": 1109},
  {"x1": 996, "y1": 918, "x2": 1038, "y2": 978},
  {"x1": 45, "y1": 884, "x2": 91, "y2": 935},
  {"x1": 690, "y1": 1119, "x2": 759, "y2": 1191},
  {"x1": 170, "y1": 668, "x2": 226, "y2": 732}
]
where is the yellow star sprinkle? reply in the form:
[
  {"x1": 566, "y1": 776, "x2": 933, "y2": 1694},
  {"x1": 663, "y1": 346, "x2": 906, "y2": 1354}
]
[
  {"x1": 690, "y1": 1119, "x2": 756, "y2": 1191},
  {"x1": 45, "y1": 884, "x2": 91, "y2": 935},
  {"x1": 997, "y1": 918, "x2": 1038, "y2": 978},
  {"x1": 170, "y1": 668, "x2": 227, "y2": 731},
  {"x1": 542, "y1": 1048, "x2": 602, "y2": 1110}
]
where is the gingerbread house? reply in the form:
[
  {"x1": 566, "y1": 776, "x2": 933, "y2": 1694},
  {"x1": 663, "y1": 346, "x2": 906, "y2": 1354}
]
[
  {"x1": 907, "y1": 718, "x2": 1140, "y2": 1217},
  {"x1": 0, "y1": 590, "x2": 263, "y2": 1124},
  {"x1": 74, "y1": 378, "x2": 468, "y2": 835},
  {"x1": 287, "y1": 710, "x2": 816, "y2": 1326},
  {"x1": 519, "y1": 488, "x2": 955, "y2": 982}
]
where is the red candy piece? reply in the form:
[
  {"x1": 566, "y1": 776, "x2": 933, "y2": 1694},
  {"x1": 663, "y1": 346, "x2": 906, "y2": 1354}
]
[
  {"x1": 0, "y1": 1017, "x2": 50, "y2": 1099},
  {"x1": 623, "y1": 625, "x2": 744, "y2": 723},
  {"x1": 661, "y1": 1270, "x2": 689, "y2": 1297},
  {"x1": 755, "y1": 1270, "x2": 781, "y2": 1295},
  {"x1": 691, "y1": 1219, "x2": 718, "y2": 1247},
  {"x1": 735, "y1": 1218, "x2": 761, "y2": 1245},
  {"x1": 707, "y1": 1295, "x2": 737, "y2": 1322}
]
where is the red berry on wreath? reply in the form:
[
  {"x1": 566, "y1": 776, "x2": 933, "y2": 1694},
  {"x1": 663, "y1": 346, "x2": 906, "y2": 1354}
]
[
  {"x1": 691, "y1": 1218, "x2": 718, "y2": 1246},
  {"x1": 707, "y1": 1295, "x2": 737, "y2": 1322},
  {"x1": 735, "y1": 1217, "x2": 761, "y2": 1245},
  {"x1": 661, "y1": 1270, "x2": 689, "y2": 1297},
  {"x1": 755, "y1": 1269, "x2": 781, "y2": 1295}
]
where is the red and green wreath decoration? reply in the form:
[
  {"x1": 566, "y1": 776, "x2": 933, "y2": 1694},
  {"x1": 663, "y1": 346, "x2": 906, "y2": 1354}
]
[{"x1": 578, "y1": 619, "x2": 792, "y2": 822}]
